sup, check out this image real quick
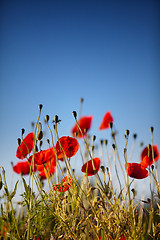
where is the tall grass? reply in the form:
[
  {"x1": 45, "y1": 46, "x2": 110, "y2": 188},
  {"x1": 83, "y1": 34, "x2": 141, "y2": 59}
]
[{"x1": 0, "y1": 104, "x2": 160, "y2": 240}]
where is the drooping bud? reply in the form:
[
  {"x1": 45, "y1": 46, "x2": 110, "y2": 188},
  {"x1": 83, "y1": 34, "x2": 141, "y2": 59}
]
[
  {"x1": 46, "y1": 139, "x2": 50, "y2": 145},
  {"x1": 37, "y1": 131, "x2": 43, "y2": 140},
  {"x1": 72, "y1": 111, "x2": 77, "y2": 119},
  {"x1": 109, "y1": 122, "x2": 113, "y2": 129},
  {"x1": 112, "y1": 144, "x2": 115, "y2": 150},
  {"x1": 54, "y1": 115, "x2": 59, "y2": 124},
  {"x1": 100, "y1": 139, "x2": 104, "y2": 145},
  {"x1": 151, "y1": 165, "x2": 154, "y2": 171},
  {"x1": 92, "y1": 135, "x2": 96, "y2": 142},
  {"x1": 100, "y1": 166, "x2": 105, "y2": 173},
  {"x1": 104, "y1": 139, "x2": 108, "y2": 145}
]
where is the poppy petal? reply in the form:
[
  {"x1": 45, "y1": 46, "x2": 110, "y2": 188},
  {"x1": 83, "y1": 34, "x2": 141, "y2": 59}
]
[
  {"x1": 99, "y1": 111, "x2": 113, "y2": 130},
  {"x1": 81, "y1": 158, "x2": 101, "y2": 176},
  {"x1": 72, "y1": 116, "x2": 93, "y2": 138},
  {"x1": 141, "y1": 145, "x2": 159, "y2": 166},
  {"x1": 16, "y1": 132, "x2": 34, "y2": 159},
  {"x1": 13, "y1": 161, "x2": 37, "y2": 175},
  {"x1": 125, "y1": 162, "x2": 149, "y2": 179}
]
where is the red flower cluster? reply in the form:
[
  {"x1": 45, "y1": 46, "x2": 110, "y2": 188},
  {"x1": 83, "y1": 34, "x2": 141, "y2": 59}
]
[
  {"x1": 125, "y1": 145, "x2": 159, "y2": 179},
  {"x1": 56, "y1": 136, "x2": 79, "y2": 160},
  {"x1": 72, "y1": 116, "x2": 93, "y2": 138},
  {"x1": 53, "y1": 176, "x2": 72, "y2": 192},
  {"x1": 81, "y1": 158, "x2": 101, "y2": 176},
  {"x1": 37, "y1": 160, "x2": 56, "y2": 180}
]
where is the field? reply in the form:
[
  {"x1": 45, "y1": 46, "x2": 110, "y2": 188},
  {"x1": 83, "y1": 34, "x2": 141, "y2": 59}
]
[{"x1": 0, "y1": 103, "x2": 160, "y2": 240}]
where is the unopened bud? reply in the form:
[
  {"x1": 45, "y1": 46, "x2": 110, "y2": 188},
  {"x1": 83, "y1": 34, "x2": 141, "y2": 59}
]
[
  {"x1": 39, "y1": 140, "x2": 43, "y2": 147},
  {"x1": 80, "y1": 98, "x2": 84, "y2": 103},
  {"x1": 46, "y1": 139, "x2": 50, "y2": 145},
  {"x1": 17, "y1": 138, "x2": 21, "y2": 146},
  {"x1": 126, "y1": 129, "x2": 130, "y2": 136},
  {"x1": 151, "y1": 165, "x2": 154, "y2": 171},
  {"x1": 124, "y1": 148, "x2": 127, "y2": 154},
  {"x1": 54, "y1": 115, "x2": 59, "y2": 124},
  {"x1": 100, "y1": 139, "x2": 104, "y2": 145},
  {"x1": 39, "y1": 104, "x2": 43, "y2": 110},
  {"x1": 45, "y1": 115, "x2": 49, "y2": 122},
  {"x1": 104, "y1": 140, "x2": 108, "y2": 145},
  {"x1": 21, "y1": 128, "x2": 25, "y2": 136},
  {"x1": 37, "y1": 131, "x2": 43, "y2": 140},
  {"x1": 92, "y1": 135, "x2": 96, "y2": 142},
  {"x1": 150, "y1": 126, "x2": 154, "y2": 133},
  {"x1": 72, "y1": 111, "x2": 77, "y2": 119},
  {"x1": 112, "y1": 144, "x2": 115, "y2": 150},
  {"x1": 133, "y1": 134, "x2": 137, "y2": 139},
  {"x1": 100, "y1": 166, "x2": 105, "y2": 173},
  {"x1": 109, "y1": 122, "x2": 113, "y2": 129}
]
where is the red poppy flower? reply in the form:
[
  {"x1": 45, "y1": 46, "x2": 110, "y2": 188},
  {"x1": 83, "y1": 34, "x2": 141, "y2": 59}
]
[
  {"x1": 53, "y1": 176, "x2": 72, "y2": 192},
  {"x1": 141, "y1": 145, "x2": 159, "y2": 166},
  {"x1": 81, "y1": 158, "x2": 101, "y2": 176},
  {"x1": 71, "y1": 116, "x2": 93, "y2": 138},
  {"x1": 13, "y1": 161, "x2": 37, "y2": 175},
  {"x1": 29, "y1": 147, "x2": 56, "y2": 165},
  {"x1": 38, "y1": 161, "x2": 56, "y2": 180},
  {"x1": 16, "y1": 132, "x2": 34, "y2": 159},
  {"x1": 125, "y1": 163, "x2": 149, "y2": 179},
  {"x1": 140, "y1": 156, "x2": 150, "y2": 168},
  {"x1": 99, "y1": 111, "x2": 113, "y2": 130},
  {"x1": 56, "y1": 136, "x2": 79, "y2": 160}
]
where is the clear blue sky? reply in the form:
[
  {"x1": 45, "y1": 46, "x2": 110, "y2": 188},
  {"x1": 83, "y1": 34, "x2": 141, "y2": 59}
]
[{"x1": 0, "y1": 0, "x2": 160, "y2": 194}]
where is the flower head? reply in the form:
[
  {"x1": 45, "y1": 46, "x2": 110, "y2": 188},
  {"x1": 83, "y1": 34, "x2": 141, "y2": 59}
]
[
  {"x1": 13, "y1": 161, "x2": 37, "y2": 175},
  {"x1": 56, "y1": 136, "x2": 79, "y2": 161},
  {"x1": 125, "y1": 162, "x2": 149, "y2": 179},
  {"x1": 72, "y1": 116, "x2": 93, "y2": 138},
  {"x1": 99, "y1": 111, "x2": 114, "y2": 130},
  {"x1": 81, "y1": 158, "x2": 101, "y2": 176},
  {"x1": 29, "y1": 147, "x2": 56, "y2": 165},
  {"x1": 53, "y1": 176, "x2": 72, "y2": 192},
  {"x1": 141, "y1": 145, "x2": 159, "y2": 166},
  {"x1": 16, "y1": 132, "x2": 34, "y2": 159}
]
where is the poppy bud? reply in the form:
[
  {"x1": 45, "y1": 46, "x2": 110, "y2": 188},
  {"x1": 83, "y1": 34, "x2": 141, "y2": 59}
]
[
  {"x1": 151, "y1": 165, "x2": 154, "y2": 171},
  {"x1": 150, "y1": 126, "x2": 154, "y2": 133},
  {"x1": 72, "y1": 111, "x2": 77, "y2": 119},
  {"x1": 124, "y1": 148, "x2": 127, "y2": 154},
  {"x1": 39, "y1": 140, "x2": 43, "y2": 147},
  {"x1": 101, "y1": 166, "x2": 105, "y2": 173},
  {"x1": 54, "y1": 115, "x2": 59, "y2": 124},
  {"x1": 0, "y1": 174, "x2": 2, "y2": 190},
  {"x1": 109, "y1": 122, "x2": 113, "y2": 129},
  {"x1": 46, "y1": 139, "x2": 50, "y2": 144},
  {"x1": 104, "y1": 139, "x2": 108, "y2": 145},
  {"x1": 39, "y1": 104, "x2": 43, "y2": 110},
  {"x1": 80, "y1": 98, "x2": 84, "y2": 103},
  {"x1": 92, "y1": 135, "x2": 96, "y2": 142},
  {"x1": 37, "y1": 131, "x2": 43, "y2": 140},
  {"x1": 100, "y1": 139, "x2": 104, "y2": 145},
  {"x1": 21, "y1": 128, "x2": 25, "y2": 136},
  {"x1": 45, "y1": 115, "x2": 49, "y2": 122},
  {"x1": 112, "y1": 144, "x2": 115, "y2": 150},
  {"x1": 17, "y1": 138, "x2": 21, "y2": 146},
  {"x1": 126, "y1": 129, "x2": 130, "y2": 136},
  {"x1": 133, "y1": 134, "x2": 137, "y2": 139},
  {"x1": 140, "y1": 142, "x2": 144, "y2": 147}
]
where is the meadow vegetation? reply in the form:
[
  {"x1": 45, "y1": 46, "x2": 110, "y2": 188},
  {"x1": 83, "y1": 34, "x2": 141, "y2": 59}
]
[{"x1": 0, "y1": 101, "x2": 160, "y2": 239}]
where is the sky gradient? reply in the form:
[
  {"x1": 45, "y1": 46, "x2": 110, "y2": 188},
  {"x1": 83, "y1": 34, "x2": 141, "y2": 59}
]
[{"x1": 0, "y1": 0, "x2": 160, "y2": 195}]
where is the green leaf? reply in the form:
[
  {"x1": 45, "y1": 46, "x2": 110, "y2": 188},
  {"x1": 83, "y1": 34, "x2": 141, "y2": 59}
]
[{"x1": 10, "y1": 180, "x2": 19, "y2": 200}]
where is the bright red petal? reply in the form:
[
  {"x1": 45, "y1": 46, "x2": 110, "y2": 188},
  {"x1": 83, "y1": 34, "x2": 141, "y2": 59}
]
[
  {"x1": 72, "y1": 116, "x2": 93, "y2": 138},
  {"x1": 81, "y1": 158, "x2": 101, "y2": 176},
  {"x1": 99, "y1": 111, "x2": 113, "y2": 130},
  {"x1": 141, "y1": 145, "x2": 159, "y2": 166},
  {"x1": 16, "y1": 133, "x2": 34, "y2": 159},
  {"x1": 13, "y1": 161, "x2": 36, "y2": 175},
  {"x1": 56, "y1": 136, "x2": 79, "y2": 160},
  {"x1": 29, "y1": 147, "x2": 56, "y2": 165},
  {"x1": 125, "y1": 163, "x2": 149, "y2": 179}
]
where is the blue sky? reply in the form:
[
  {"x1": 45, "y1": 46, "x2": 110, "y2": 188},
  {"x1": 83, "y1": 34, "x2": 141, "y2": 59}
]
[{"x1": 0, "y1": 0, "x2": 160, "y2": 195}]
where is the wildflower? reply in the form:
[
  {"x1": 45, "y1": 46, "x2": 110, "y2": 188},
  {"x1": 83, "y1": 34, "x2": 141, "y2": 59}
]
[
  {"x1": 71, "y1": 116, "x2": 93, "y2": 138},
  {"x1": 99, "y1": 111, "x2": 114, "y2": 130},
  {"x1": 125, "y1": 163, "x2": 149, "y2": 179},
  {"x1": 53, "y1": 176, "x2": 72, "y2": 192},
  {"x1": 38, "y1": 161, "x2": 56, "y2": 180},
  {"x1": 13, "y1": 161, "x2": 37, "y2": 175},
  {"x1": 55, "y1": 136, "x2": 79, "y2": 160},
  {"x1": 141, "y1": 145, "x2": 159, "y2": 166},
  {"x1": 29, "y1": 147, "x2": 56, "y2": 165},
  {"x1": 16, "y1": 132, "x2": 34, "y2": 159},
  {"x1": 81, "y1": 158, "x2": 101, "y2": 176}
]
